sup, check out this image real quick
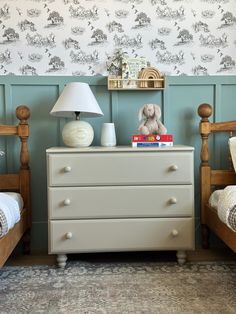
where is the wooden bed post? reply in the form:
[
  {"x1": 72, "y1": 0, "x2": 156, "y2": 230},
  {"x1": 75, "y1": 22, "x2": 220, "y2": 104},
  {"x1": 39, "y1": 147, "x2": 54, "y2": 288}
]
[
  {"x1": 16, "y1": 105, "x2": 31, "y2": 254},
  {"x1": 198, "y1": 103, "x2": 212, "y2": 249}
]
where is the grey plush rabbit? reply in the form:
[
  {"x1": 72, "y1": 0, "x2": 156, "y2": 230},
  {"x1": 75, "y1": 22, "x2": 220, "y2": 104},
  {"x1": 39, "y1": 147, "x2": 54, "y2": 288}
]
[{"x1": 138, "y1": 104, "x2": 167, "y2": 135}]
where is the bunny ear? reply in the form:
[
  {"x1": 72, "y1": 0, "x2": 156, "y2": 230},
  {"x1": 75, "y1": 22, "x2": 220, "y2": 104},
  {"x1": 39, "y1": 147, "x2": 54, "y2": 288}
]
[
  {"x1": 154, "y1": 104, "x2": 161, "y2": 118},
  {"x1": 138, "y1": 105, "x2": 145, "y2": 121}
]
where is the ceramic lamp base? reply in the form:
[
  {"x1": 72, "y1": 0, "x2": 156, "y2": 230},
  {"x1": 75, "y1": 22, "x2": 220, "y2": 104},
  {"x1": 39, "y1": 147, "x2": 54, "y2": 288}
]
[{"x1": 62, "y1": 120, "x2": 94, "y2": 147}]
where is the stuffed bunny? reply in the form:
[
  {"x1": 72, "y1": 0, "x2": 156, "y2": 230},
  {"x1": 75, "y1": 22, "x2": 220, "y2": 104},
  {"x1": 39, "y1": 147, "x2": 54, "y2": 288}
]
[{"x1": 138, "y1": 104, "x2": 167, "y2": 135}]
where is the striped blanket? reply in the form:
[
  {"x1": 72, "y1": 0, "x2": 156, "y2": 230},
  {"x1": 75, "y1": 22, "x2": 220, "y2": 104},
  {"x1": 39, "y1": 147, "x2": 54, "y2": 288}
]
[
  {"x1": 0, "y1": 193, "x2": 22, "y2": 238},
  {"x1": 217, "y1": 186, "x2": 236, "y2": 232}
]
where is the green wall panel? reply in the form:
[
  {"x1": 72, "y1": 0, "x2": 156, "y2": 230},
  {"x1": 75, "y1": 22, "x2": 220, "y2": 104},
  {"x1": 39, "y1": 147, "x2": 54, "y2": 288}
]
[
  {"x1": 12, "y1": 85, "x2": 59, "y2": 222},
  {"x1": 114, "y1": 91, "x2": 163, "y2": 145},
  {"x1": 0, "y1": 85, "x2": 5, "y2": 124},
  {"x1": 0, "y1": 85, "x2": 6, "y2": 173},
  {"x1": 215, "y1": 84, "x2": 236, "y2": 170},
  {"x1": 0, "y1": 75, "x2": 236, "y2": 252},
  {"x1": 166, "y1": 84, "x2": 214, "y2": 145},
  {"x1": 220, "y1": 85, "x2": 236, "y2": 122},
  {"x1": 86, "y1": 85, "x2": 111, "y2": 146},
  {"x1": 166, "y1": 83, "x2": 215, "y2": 241}
]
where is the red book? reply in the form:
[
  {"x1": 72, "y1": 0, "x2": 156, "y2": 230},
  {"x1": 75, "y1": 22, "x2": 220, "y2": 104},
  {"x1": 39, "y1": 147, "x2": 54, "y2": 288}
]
[{"x1": 132, "y1": 134, "x2": 173, "y2": 142}]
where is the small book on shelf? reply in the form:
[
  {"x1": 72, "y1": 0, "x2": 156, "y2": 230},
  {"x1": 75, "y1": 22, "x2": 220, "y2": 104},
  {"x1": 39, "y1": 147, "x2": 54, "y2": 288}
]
[
  {"x1": 132, "y1": 134, "x2": 173, "y2": 142},
  {"x1": 122, "y1": 57, "x2": 147, "y2": 88}
]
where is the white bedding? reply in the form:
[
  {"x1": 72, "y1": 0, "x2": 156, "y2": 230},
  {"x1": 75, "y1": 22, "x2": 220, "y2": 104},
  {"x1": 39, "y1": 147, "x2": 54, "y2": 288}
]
[
  {"x1": 206, "y1": 137, "x2": 236, "y2": 232},
  {"x1": 209, "y1": 187, "x2": 236, "y2": 232},
  {"x1": 229, "y1": 137, "x2": 236, "y2": 173},
  {"x1": 0, "y1": 192, "x2": 23, "y2": 238}
]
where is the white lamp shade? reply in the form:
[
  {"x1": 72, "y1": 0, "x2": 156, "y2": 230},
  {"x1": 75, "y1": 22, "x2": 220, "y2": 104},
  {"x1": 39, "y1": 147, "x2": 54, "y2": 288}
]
[{"x1": 50, "y1": 82, "x2": 103, "y2": 118}]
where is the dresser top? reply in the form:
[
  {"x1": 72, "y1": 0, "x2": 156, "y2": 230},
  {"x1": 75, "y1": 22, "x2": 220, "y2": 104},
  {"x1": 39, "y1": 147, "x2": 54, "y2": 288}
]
[{"x1": 46, "y1": 145, "x2": 194, "y2": 153}]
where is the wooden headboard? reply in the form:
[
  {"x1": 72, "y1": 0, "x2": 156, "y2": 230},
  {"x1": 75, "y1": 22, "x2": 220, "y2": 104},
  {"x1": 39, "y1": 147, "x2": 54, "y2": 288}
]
[
  {"x1": 0, "y1": 105, "x2": 31, "y2": 212},
  {"x1": 0, "y1": 105, "x2": 31, "y2": 264},
  {"x1": 198, "y1": 103, "x2": 236, "y2": 225}
]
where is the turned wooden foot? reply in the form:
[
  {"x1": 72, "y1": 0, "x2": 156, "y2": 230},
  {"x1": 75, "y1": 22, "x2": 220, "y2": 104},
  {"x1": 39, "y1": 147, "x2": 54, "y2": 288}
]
[
  {"x1": 57, "y1": 254, "x2": 67, "y2": 268},
  {"x1": 202, "y1": 224, "x2": 209, "y2": 249},
  {"x1": 176, "y1": 250, "x2": 187, "y2": 265}
]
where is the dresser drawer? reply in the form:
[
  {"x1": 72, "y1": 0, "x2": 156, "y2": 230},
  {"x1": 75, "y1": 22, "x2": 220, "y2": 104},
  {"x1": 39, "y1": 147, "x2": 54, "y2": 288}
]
[
  {"x1": 48, "y1": 152, "x2": 193, "y2": 186},
  {"x1": 48, "y1": 185, "x2": 193, "y2": 219},
  {"x1": 49, "y1": 218, "x2": 194, "y2": 253}
]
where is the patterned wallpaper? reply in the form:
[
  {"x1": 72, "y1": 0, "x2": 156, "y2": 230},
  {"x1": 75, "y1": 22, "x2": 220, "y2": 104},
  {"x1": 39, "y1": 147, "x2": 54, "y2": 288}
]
[{"x1": 0, "y1": 0, "x2": 235, "y2": 76}]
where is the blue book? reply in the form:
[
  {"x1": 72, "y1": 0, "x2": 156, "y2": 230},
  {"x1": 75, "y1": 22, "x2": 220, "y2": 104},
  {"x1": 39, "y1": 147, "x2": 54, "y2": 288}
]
[{"x1": 132, "y1": 142, "x2": 173, "y2": 147}]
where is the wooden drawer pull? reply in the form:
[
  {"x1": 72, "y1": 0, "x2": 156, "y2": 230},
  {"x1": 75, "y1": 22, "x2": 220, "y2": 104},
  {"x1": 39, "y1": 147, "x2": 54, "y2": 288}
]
[
  {"x1": 169, "y1": 164, "x2": 178, "y2": 171},
  {"x1": 169, "y1": 197, "x2": 177, "y2": 204},
  {"x1": 171, "y1": 229, "x2": 179, "y2": 237},
  {"x1": 64, "y1": 166, "x2": 72, "y2": 173},
  {"x1": 65, "y1": 232, "x2": 73, "y2": 239},
  {"x1": 64, "y1": 199, "x2": 71, "y2": 206}
]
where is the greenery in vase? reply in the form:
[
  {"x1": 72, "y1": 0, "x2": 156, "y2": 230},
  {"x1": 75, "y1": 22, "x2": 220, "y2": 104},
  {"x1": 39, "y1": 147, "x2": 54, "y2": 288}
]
[{"x1": 106, "y1": 49, "x2": 128, "y2": 76}]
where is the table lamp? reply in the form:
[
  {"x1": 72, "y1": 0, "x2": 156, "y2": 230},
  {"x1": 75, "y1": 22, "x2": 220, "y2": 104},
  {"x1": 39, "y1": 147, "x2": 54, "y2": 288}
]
[{"x1": 50, "y1": 82, "x2": 103, "y2": 147}]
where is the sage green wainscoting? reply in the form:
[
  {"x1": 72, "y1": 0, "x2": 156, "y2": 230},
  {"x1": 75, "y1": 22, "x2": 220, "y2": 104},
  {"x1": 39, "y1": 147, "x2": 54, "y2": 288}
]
[{"x1": 0, "y1": 75, "x2": 236, "y2": 251}]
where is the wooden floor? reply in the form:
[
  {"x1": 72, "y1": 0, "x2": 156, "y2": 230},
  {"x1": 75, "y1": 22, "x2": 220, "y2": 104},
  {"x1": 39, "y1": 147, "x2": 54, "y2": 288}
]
[{"x1": 5, "y1": 248, "x2": 236, "y2": 266}]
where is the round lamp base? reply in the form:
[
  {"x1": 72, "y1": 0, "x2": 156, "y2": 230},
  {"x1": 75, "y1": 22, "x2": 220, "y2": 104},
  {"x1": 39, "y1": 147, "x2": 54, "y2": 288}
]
[{"x1": 62, "y1": 120, "x2": 94, "y2": 147}]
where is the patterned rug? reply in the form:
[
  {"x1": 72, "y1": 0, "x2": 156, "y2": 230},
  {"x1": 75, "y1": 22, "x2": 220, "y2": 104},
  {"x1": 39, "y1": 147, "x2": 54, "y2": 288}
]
[{"x1": 0, "y1": 261, "x2": 236, "y2": 314}]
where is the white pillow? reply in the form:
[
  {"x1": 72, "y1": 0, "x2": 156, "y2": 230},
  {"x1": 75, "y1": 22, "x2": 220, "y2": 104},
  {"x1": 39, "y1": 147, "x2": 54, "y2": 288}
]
[{"x1": 229, "y1": 137, "x2": 236, "y2": 172}]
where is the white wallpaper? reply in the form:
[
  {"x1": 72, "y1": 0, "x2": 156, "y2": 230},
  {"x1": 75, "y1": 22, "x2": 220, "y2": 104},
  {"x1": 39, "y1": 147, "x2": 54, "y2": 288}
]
[{"x1": 0, "y1": 0, "x2": 235, "y2": 76}]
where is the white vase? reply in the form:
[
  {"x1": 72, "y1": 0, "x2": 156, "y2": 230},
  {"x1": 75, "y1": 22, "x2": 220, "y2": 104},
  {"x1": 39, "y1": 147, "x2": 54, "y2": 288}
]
[{"x1": 101, "y1": 123, "x2": 116, "y2": 147}]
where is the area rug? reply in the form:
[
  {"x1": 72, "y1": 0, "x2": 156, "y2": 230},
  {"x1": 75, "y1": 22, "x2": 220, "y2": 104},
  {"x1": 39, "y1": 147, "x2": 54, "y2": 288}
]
[{"x1": 0, "y1": 261, "x2": 236, "y2": 314}]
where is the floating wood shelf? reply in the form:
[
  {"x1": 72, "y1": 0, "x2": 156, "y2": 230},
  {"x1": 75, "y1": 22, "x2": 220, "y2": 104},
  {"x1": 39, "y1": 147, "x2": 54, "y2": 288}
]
[{"x1": 107, "y1": 77, "x2": 165, "y2": 90}]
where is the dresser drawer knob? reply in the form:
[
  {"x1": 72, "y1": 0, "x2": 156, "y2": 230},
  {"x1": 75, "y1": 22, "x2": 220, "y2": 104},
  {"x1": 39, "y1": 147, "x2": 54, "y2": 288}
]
[
  {"x1": 171, "y1": 229, "x2": 179, "y2": 237},
  {"x1": 64, "y1": 166, "x2": 72, "y2": 173},
  {"x1": 65, "y1": 232, "x2": 73, "y2": 239},
  {"x1": 169, "y1": 197, "x2": 177, "y2": 204},
  {"x1": 64, "y1": 198, "x2": 71, "y2": 206},
  {"x1": 169, "y1": 165, "x2": 178, "y2": 171}
]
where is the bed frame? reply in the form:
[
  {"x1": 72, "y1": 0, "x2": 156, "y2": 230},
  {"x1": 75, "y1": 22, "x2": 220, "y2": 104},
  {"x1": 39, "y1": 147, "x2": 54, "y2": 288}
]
[
  {"x1": 198, "y1": 103, "x2": 236, "y2": 252},
  {"x1": 0, "y1": 105, "x2": 31, "y2": 267}
]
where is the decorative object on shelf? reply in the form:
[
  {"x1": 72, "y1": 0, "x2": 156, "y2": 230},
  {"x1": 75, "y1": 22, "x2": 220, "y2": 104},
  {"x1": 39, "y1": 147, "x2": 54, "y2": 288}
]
[
  {"x1": 50, "y1": 82, "x2": 103, "y2": 148},
  {"x1": 121, "y1": 57, "x2": 147, "y2": 88},
  {"x1": 108, "y1": 75, "x2": 123, "y2": 89},
  {"x1": 106, "y1": 49, "x2": 128, "y2": 77},
  {"x1": 100, "y1": 122, "x2": 117, "y2": 147},
  {"x1": 122, "y1": 57, "x2": 147, "y2": 79},
  {"x1": 138, "y1": 104, "x2": 167, "y2": 135},
  {"x1": 138, "y1": 67, "x2": 164, "y2": 88}
]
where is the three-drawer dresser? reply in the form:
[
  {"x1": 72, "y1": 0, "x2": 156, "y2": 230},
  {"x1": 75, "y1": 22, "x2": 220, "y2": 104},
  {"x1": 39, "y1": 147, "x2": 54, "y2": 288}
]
[{"x1": 47, "y1": 146, "x2": 195, "y2": 267}]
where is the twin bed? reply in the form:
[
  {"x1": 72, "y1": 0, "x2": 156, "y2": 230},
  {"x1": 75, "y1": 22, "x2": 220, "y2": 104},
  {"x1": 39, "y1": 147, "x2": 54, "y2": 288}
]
[
  {"x1": 0, "y1": 106, "x2": 31, "y2": 268},
  {"x1": 0, "y1": 103, "x2": 235, "y2": 268},
  {"x1": 198, "y1": 103, "x2": 236, "y2": 252}
]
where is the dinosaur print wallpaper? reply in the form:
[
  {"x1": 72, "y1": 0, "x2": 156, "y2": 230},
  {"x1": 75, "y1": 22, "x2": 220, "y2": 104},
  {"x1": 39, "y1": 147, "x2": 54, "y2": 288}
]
[{"x1": 0, "y1": 0, "x2": 235, "y2": 76}]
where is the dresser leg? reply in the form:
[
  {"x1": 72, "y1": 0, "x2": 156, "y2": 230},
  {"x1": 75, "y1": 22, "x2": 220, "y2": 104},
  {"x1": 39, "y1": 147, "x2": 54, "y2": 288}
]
[
  {"x1": 57, "y1": 254, "x2": 67, "y2": 268},
  {"x1": 176, "y1": 250, "x2": 187, "y2": 265}
]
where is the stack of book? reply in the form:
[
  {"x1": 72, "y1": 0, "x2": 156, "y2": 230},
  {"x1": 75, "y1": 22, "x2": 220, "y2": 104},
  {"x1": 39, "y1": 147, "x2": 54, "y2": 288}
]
[{"x1": 131, "y1": 134, "x2": 173, "y2": 147}]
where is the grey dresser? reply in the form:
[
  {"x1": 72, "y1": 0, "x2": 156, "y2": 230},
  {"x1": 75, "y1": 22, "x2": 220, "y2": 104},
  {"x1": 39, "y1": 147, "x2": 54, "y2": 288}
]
[{"x1": 47, "y1": 146, "x2": 195, "y2": 267}]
